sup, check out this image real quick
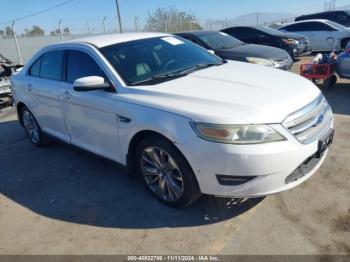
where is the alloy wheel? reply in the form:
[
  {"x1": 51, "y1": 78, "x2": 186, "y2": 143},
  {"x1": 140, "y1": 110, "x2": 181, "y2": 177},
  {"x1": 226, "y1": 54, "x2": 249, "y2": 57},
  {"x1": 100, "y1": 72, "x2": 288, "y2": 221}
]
[
  {"x1": 22, "y1": 110, "x2": 40, "y2": 144},
  {"x1": 141, "y1": 146, "x2": 185, "y2": 202}
]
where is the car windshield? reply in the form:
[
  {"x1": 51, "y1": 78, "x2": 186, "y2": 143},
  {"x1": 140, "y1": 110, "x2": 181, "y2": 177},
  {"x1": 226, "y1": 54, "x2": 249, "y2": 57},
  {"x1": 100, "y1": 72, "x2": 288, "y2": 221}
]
[
  {"x1": 327, "y1": 20, "x2": 346, "y2": 30},
  {"x1": 196, "y1": 32, "x2": 243, "y2": 49},
  {"x1": 100, "y1": 36, "x2": 224, "y2": 86}
]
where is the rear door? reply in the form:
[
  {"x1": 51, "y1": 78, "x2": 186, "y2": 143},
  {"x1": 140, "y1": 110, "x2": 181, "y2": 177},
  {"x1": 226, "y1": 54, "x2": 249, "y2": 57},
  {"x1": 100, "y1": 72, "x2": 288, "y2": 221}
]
[
  {"x1": 307, "y1": 22, "x2": 339, "y2": 51},
  {"x1": 59, "y1": 49, "x2": 122, "y2": 162},
  {"x1": 25, "y1": 50, "x2": 70, "y2": 142}
]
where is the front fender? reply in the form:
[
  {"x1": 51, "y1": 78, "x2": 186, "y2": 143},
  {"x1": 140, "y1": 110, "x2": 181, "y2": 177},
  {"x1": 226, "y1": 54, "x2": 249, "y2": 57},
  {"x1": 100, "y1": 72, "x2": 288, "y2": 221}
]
[{"x1": 115, "y1": 99, "x2": 197, "y2": 165}]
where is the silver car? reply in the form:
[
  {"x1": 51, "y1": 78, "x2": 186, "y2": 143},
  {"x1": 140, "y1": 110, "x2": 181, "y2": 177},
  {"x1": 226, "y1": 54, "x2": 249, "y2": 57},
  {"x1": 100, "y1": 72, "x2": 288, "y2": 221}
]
[{"x1": 336, "y1": 41, "x2": 350, "y2": 79}]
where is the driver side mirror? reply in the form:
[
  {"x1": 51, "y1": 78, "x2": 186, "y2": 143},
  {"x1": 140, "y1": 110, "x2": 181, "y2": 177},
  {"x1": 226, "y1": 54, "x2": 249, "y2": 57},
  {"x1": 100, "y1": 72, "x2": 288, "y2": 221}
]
[
  {"x1": 208, "y1": 50, "x2": 215, "y2": 55},
  {"x1": 73, "y1": 76, "x2": 111, "y2": 92}
]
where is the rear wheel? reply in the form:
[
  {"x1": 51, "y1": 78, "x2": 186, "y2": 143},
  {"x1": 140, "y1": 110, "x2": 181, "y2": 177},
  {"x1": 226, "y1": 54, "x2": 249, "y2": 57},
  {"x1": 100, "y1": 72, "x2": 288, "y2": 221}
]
[
  {"x1": 20, "y1": 106, "x2": 50, "y2": 147},
  {"x1": 135, "y1": 135, "x2": 201, "y2": 207}
]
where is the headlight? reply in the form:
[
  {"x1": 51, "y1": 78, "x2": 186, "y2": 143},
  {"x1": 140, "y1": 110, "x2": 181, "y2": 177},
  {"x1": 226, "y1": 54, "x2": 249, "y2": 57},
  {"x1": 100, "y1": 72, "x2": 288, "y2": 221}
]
[
  {"x1": 191, "y1": 123, "x2": 287, "y2": 144},
  {"x1": 246, "y1": 57, "x2": 275, "y2": 67}
]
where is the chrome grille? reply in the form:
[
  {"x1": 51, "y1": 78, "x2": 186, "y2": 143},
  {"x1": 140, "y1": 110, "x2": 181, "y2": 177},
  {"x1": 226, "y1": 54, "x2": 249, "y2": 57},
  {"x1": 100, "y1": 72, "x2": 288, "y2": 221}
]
[{"x1": 283, "y1": 95, "x2": 333, "y2": 144}]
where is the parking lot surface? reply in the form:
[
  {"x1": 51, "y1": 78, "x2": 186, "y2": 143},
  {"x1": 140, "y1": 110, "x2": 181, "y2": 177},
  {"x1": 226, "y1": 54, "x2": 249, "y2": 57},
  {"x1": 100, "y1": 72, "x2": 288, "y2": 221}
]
[{"x1": 0, "y1": 58, "x2": 349, "y2": 255}]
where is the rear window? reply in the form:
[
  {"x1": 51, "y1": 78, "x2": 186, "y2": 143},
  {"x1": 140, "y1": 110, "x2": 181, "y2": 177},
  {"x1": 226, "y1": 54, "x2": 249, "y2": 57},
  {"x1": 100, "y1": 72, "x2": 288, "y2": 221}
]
[
  {"x1": 39, "y1": 51, "x2": 64, "y2": 81},
  {"x1": 29, "y1": 58, "x2": 41, "y2": 77}
]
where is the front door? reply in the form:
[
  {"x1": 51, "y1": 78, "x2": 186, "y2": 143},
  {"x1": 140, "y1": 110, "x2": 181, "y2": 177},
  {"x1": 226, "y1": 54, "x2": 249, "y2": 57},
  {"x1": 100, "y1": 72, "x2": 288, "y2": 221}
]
[{"x1": 59, "y1": 50, "x2": 122, "y2": 162}]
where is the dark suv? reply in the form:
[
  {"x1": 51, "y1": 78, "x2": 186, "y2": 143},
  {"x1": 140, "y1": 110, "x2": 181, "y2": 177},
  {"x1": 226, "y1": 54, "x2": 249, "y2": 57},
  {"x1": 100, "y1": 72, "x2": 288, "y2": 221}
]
[
  {"x1": 175, "y1": 30, "x2": 292, "y2": 70},
  {"x1": 221, "y1": 26, "x2": 312, "y2": 59},
  {"x1": 295, "y1": 11, "x2": 350, "y2": 28}
]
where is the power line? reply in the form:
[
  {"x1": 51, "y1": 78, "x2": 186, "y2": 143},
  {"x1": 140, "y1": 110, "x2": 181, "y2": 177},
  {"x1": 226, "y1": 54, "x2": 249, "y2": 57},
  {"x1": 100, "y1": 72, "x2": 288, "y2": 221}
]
[{"x1": 0, "y1": 0, "x2": 75, "y2": 25}]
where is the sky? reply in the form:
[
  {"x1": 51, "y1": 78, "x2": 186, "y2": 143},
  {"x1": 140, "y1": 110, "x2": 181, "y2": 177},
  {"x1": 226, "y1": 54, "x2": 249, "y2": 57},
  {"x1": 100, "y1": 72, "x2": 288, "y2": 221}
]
[{"x1": 0, "y1": 0, "x2": 349, "y2": 34}]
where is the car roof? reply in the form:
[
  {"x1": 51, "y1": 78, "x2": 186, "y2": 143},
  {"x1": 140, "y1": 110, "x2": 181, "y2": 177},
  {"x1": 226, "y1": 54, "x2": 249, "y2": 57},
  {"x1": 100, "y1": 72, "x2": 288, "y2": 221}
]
[
  {"x1": 297, "y1": 10, "x2": 350, "y2": 17},
  {"x1": 175, "y1": 30, "x2": 219, "y2": 36},
  {"x1": 285, "y1": 19, "x2": 331, "y2": 25},
  {"x1": 224, "y1": 26, "x2": 287, "y2": 36},
  {"x1": 64, "y1": 32, "x2": 170, "y2": 48}
]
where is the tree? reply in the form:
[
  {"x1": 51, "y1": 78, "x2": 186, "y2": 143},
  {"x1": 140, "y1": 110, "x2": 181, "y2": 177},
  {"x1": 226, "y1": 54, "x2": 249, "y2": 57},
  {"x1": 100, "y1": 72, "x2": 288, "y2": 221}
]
[
  {"x1": 145, "y1": 7, "x2": 202, "y2": 33},
  {"x1": 50, "y1": 26, "x2": 70, "y2": 36},
  {"x1": 0, "y1": 30, "x2": 4, "y2": 37},
  {"x1": 63, "y1": 27, "x2": 70, "y2": 35},
  {"x1": 23, "y1": 26, "x2": 45, "y2": 37},
  {"x1": 4, "y1": 26, "x2": 14, "y2": 37},
  {"x1": 50, "y1": 28, "x2": 60, "y2": 36}
]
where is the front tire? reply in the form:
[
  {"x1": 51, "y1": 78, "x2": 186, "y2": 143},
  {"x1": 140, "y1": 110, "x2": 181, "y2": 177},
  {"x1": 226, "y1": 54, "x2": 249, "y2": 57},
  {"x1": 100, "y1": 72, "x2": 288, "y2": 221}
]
[
  {"x1": 135, "y1": 135, "x2": 201, "y2": 207},
  {"x1": 20, "y1": 106, "x2": 50, "y2": 147}
]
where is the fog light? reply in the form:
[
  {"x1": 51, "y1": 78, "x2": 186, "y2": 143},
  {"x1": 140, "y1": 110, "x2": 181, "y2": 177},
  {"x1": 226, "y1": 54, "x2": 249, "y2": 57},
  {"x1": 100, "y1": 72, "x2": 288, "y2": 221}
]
[{"x1": 216, "y1": 175, "x2": 257, "y2": 186}]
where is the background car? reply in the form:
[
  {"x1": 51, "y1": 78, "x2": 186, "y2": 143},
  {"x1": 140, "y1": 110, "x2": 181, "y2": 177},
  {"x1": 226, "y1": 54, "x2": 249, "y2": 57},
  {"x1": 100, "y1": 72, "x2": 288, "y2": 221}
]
[
  {"x1": 336, "y1": 41, "x2": 350, "y2": 79},
  {"x1": 0, "y1": 54, "x2": 17, "y2": 107},
  {"x1": 175, "y1": 30, "x2": 292, "y2": 70},
  {"x1": 221, "y1": 26, "x2": 311, "y2": 59},
  {"x1": 295, "y1": 10, "x2": 350, "y2": 28},
  {"x1": 279, "y1": 19, "x2": 350, "y2": 51}
]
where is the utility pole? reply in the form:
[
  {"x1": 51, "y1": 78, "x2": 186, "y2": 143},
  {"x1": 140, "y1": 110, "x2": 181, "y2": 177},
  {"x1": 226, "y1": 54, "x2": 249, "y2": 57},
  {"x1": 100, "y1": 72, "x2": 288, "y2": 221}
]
[
  {"x1": 115, "y1": 0, "x2": 123, "y2": 33},
  {"x1": 257, "y1": 12, "x2": 259, "y2": 25},
  {"x1": 58, "y1": 18, "x2": 63, "y2": 42},
  {"x1": 86, "y1": 21, "x2": 90, "y2": 34},
  {"x1": 11, "y1": 21, "x2": 23, "y2": 65},
  {"x1": 164, "y1": 19, "x2": 168, "y2": 33},
  {"x1": 103, "y1": 16, "x2": 107, "y2": 34},
  {"x1": 207, "y1": 20, "x2": 211, "y2": 30},
  {"x1": 134, "y1": 17, "x2": 139, "y2": 32}
]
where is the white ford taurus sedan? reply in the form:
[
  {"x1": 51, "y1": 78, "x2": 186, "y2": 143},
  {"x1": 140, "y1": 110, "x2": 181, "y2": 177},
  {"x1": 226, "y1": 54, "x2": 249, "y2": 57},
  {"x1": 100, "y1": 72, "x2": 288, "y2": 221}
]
[{"x1": 11, "y1": 33, "x2": 334, "y2": 207}]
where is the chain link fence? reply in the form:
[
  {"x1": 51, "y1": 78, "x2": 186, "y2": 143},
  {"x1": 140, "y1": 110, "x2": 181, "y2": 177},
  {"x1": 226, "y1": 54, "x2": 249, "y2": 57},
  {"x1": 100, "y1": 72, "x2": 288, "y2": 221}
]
[{"x1": 0, "y1": 14, "x2": 293, "y2": 65}]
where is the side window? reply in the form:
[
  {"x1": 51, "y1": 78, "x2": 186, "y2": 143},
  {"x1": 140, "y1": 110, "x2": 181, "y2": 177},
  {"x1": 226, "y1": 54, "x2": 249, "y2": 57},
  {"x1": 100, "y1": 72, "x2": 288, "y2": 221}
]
[
  {"x1": 223, "y1": 28, "x2": 242, "y2": 37},
  {"x1": 29, "y1": 58, "x2": 41, "y2": 77},
  {"x1": 189, "y1": 37, "x2": 204, "y2": 47},
  {"x1": 282, "y1": 23, "x2": 306, "y2": 32},
  {"x1": 309, "y1": 22, "x2": 335, "y2": 31},
  {"x1": 40, "y1": 51, "x2": 64, "y2": 81},
  {"x1": 66, "y1": 50, "x2": 105, "y2": 83},
  {"x1": 227, "y1": 28, "x2": 254, "y2": 41}
]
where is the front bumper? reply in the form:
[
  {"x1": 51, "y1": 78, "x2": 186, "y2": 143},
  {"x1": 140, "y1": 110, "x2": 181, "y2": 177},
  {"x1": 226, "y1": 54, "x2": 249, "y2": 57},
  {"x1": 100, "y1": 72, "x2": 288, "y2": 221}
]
[
  {"x1": 272, "y1": 57, "x2": 293, "y2": 70},
  {"x1": 0, "y1": 79, "x2": 11, "y2": 96},
  {"x1": 336, "y1": 57, "x2": 350, "y2": 79},
  {"x1": 296, "y1": 44, "x2": 313, "y2": 57},
  {"x1": 178, "y1": 124, "x2": 332, "y2": 198},
  {"x1": 274, "y1": 62, "x2": 293, "y2": 70}
]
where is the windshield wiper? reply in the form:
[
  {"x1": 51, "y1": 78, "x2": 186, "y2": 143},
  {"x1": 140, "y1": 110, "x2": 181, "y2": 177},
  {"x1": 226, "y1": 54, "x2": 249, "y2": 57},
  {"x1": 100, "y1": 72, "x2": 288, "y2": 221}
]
[
  {"x1": 131, "y1": 72, "x2": 188, "y2": 86},
  {"x1": 131, "y1": 63, "x2": 223, "y2": 86},
  {"x1": 177, "y1": 62, "x2": 223, "y2": 75}
]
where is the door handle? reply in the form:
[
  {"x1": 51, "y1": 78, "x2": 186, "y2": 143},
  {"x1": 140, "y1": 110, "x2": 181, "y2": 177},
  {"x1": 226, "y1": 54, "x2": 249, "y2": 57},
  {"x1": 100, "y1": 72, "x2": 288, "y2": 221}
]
[
  {"x1": 117, "y1": 115, "x2": 131, "y2": 123},
  {"x1": 27, "y1": 84, "x2": 32, "y2": 92}
]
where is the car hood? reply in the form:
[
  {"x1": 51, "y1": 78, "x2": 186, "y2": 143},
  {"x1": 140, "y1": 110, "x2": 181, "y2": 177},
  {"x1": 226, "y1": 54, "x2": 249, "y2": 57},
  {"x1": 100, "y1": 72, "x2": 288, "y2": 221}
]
[
  {"x1": 217, "y1": 44, "x2": 290, "y2": 60},
  {"x1": 118, "y1": 61, "x2": 321, "y2": 124}
]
